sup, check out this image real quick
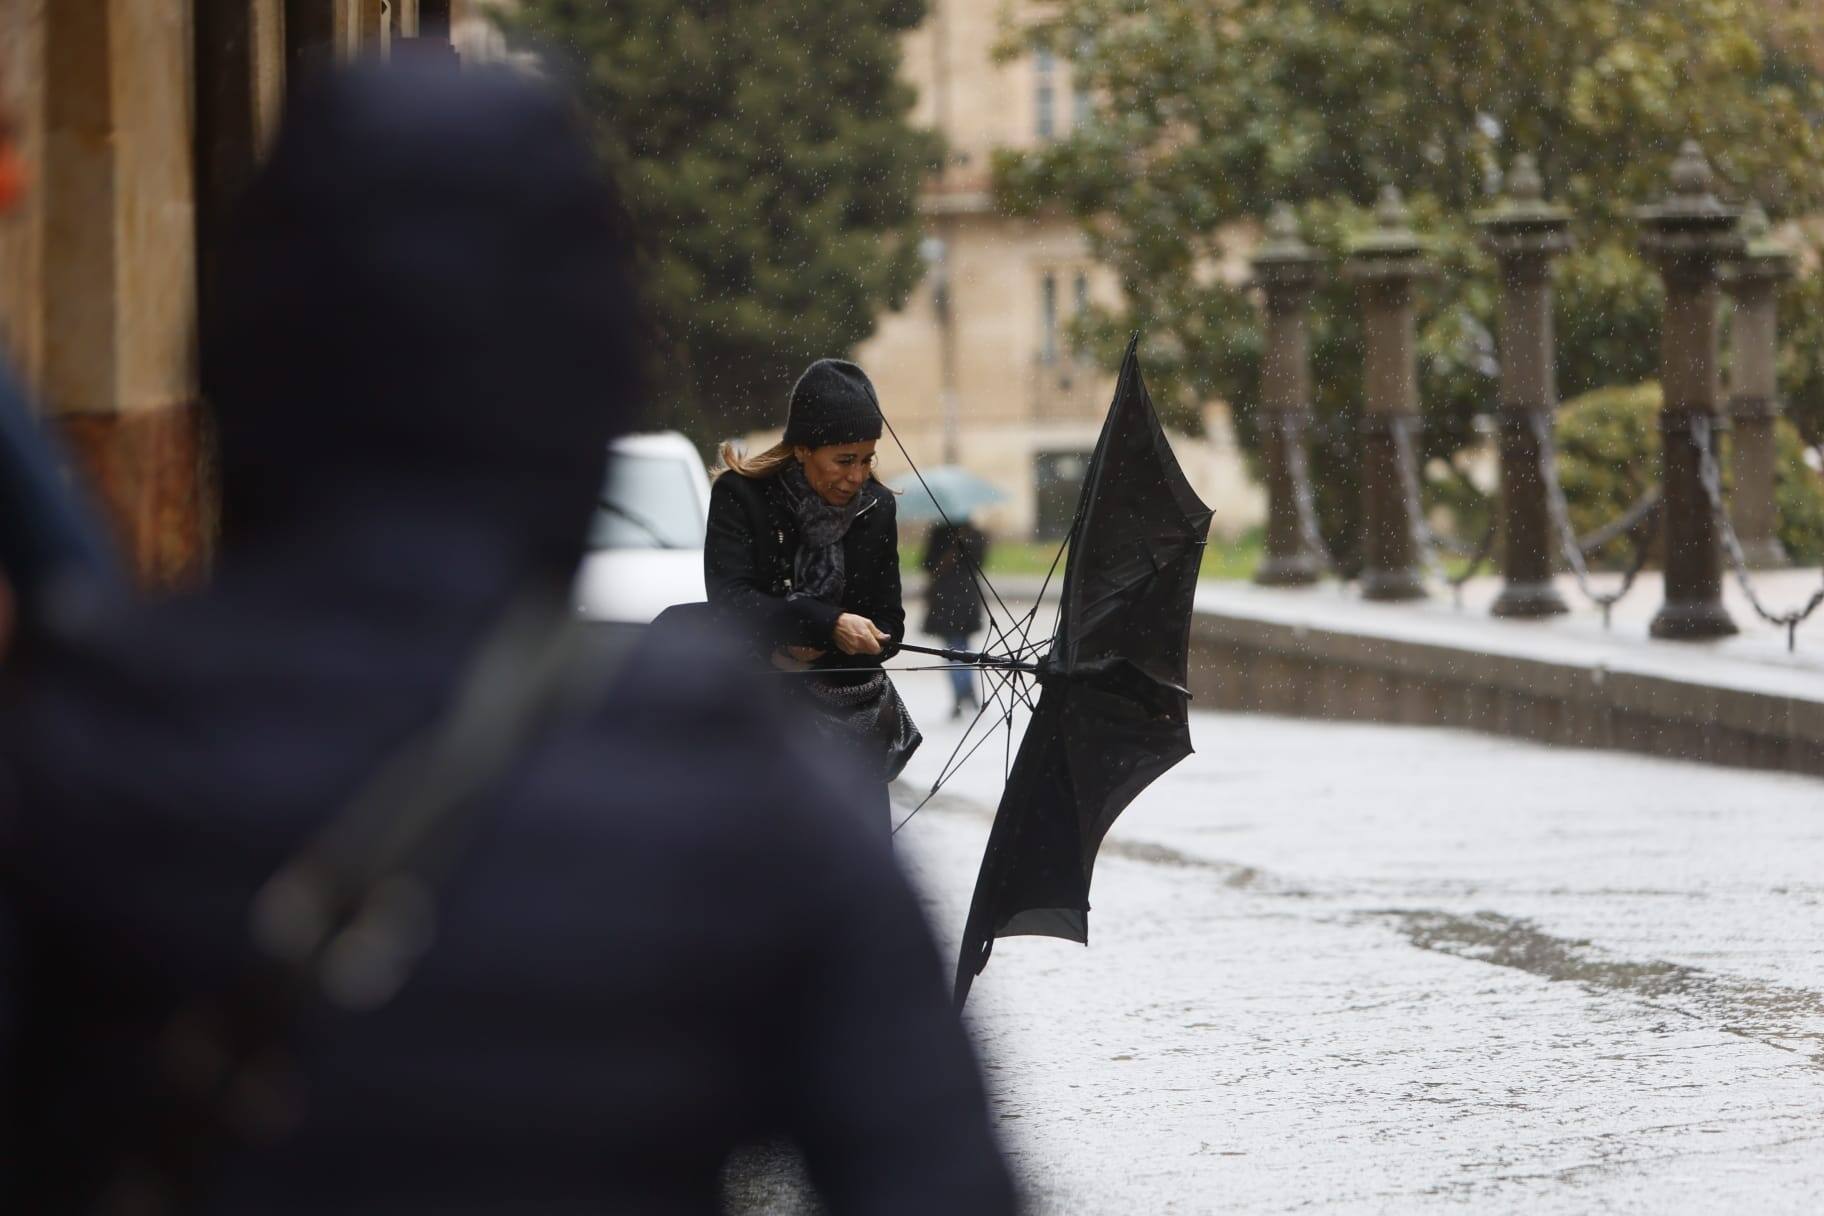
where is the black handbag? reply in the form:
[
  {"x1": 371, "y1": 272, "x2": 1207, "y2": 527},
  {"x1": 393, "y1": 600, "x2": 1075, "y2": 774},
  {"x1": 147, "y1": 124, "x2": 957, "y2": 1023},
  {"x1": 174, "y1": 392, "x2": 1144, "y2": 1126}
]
[{"x1": 798, "y1": 670, "x2": 923, "y2": 782}]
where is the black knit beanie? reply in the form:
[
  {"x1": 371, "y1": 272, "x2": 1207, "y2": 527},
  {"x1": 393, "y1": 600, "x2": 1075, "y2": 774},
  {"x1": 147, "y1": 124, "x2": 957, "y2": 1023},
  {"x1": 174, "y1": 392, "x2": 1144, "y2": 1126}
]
[{"x1": 782, "y1": 359, "x2": 884, "y2": 448}]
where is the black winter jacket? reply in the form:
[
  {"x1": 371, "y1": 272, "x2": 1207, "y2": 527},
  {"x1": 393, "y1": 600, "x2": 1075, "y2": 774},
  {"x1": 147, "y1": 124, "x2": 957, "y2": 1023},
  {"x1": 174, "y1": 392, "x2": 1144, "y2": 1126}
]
[
  {"x1": 704, "y1": 472, "x2": 905, "y2": 677},
  {"x1": 920, "y1": 522, "x2": 987, "y2": 638}
]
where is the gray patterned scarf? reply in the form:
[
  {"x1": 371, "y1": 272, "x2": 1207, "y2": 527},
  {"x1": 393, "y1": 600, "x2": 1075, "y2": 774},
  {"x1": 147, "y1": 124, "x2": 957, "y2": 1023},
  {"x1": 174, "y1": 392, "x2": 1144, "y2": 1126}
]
[{"x1": 779, "y1": 460, "x2": 865, "y2": 603}]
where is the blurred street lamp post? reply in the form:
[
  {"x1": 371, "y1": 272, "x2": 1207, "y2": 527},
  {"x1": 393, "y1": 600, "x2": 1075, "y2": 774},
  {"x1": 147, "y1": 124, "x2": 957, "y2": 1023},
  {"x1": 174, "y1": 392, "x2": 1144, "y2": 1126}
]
[
  {"x1": 1477, "y1": 154, "x2": 1572, "y2": 618},
  {"x1": 921, "y1": 234, "x2": 962, "y2": 466},
  {"x1": 1724, "y1": 202, "x2": 1794, "y2": 569},
  {"x1": 1250, "y1": 204, "x2": 1324, "y2": 587},
  {"x1": 1346, "y1": 187, "x2": 1434, "y2": 601},
  {"x1": 1638, "y1": 142, "x2": 1743, "y2": 639}
]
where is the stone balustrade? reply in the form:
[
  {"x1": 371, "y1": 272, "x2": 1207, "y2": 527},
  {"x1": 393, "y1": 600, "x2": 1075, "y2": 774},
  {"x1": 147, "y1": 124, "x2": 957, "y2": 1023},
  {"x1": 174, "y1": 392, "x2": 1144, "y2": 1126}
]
[{"x1": 1251, "y1": 143, "x2": 1800, "y2": 644}]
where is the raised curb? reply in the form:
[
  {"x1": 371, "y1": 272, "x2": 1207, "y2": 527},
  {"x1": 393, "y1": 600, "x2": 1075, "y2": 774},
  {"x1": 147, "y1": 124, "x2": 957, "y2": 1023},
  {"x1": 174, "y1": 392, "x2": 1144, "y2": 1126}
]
[{"x1": 1185, "y1": 588, "x2": 1824, "y2": 778}]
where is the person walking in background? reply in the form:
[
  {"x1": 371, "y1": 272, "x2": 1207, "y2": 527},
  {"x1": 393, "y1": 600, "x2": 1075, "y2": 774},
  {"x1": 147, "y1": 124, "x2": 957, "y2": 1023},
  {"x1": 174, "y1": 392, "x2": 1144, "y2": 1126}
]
[
  {"x1": 705, "y1": 360, "x2": 922, "y2": 830},
  {"x1": 922, "y1": 516, "x2": 989, "y2": 719},
  {"x1": 0, "y1": 57, "x2": 1012, "y2": 1215}
]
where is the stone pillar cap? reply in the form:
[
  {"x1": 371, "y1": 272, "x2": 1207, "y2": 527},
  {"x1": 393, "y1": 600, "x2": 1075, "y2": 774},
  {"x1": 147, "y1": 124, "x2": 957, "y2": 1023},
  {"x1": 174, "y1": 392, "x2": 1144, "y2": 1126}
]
[
  {"x1": 1727, "y1": 201, "x2": 1797, "y2": 283},
  {"x1": 1344, "y1": 186, "x2": 1434, "y2": 279},
  {"x1": 1345, "y1": 187, "x2": 1424, "y2": 257},
  {"x1": 1636, "y1": 141, "x2": 1741, "y2": 230},
  {"x1": 1251, "y1": 203, "x2": 1324, "y2": 281},
  {"x1": 1475, "y1": 154, "x2": 1572, "y2": 257}
]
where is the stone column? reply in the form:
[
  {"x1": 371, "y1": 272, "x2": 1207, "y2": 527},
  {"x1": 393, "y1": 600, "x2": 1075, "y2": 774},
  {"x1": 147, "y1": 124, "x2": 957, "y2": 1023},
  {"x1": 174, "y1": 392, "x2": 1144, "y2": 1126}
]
[
  {"x1": 1251, "y1": 204, "x2": 1324, "y2": 586},
  {"x1": 195, "y1": 0, "x2": 263, "y2": 360},
  {"x1": 1477, "y1": 155, "x2": 1572, "y2": 618},
  {"x1": 395, "y1": 0, "x2": 462, "y2": 63},
  {"x1": 1723, "y1": 202, "x2": 1794, "y2": 569},
  {"x1": 357, "y1": 0, "x2": 387, "y2": 42},
  {"x1": 420, "y1": 0, "x2": 453, "y2": 36},
  {"x1": 43, "y1": 0, "x2": 205, "y2": 585},
  {"x1": 1346, "y1": 187, "x2": 1433, "y2": 601},
  {"x1": 249, "y1": 0, "x2": 288, "y2": 147},
  {"x1": 284, "y1": 0, "x2": 341, "y2": 89},
  {"x1": 1638, "y1": 142, "x2": 1743, "y2": 640}
]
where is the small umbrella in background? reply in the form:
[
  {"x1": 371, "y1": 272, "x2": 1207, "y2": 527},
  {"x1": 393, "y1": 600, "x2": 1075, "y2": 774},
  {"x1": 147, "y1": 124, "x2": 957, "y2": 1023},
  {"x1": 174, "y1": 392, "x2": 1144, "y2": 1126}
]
[{"x1": 894, "y1": 465, "x2": 1006, "y2": 524}]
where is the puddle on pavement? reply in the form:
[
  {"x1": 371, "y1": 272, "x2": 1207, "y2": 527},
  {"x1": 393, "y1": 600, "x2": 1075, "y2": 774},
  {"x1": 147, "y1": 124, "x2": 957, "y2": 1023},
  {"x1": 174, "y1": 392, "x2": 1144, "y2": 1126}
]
[
  {"x1": 1384, "y1": 908, "x2": 1824, "y2": 1064},
  {"x1": 894, "y1": 778, "x2": 1824, "y2": 1070}
]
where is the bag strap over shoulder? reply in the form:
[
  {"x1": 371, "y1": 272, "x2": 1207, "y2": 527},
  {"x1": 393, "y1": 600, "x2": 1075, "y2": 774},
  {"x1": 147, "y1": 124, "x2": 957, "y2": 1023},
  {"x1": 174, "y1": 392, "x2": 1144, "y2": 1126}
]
[
  {"x1": 248, "y1": 592, "x2": 630, "y2": 1009},
  {"x1": 90, "y1": 592, "x2": 634, "y2": 1216}
]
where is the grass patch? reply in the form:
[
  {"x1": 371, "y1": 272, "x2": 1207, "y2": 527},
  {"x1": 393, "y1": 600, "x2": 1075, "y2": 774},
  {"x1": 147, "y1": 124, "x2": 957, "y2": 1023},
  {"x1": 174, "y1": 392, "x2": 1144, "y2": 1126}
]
[{"x1": 903, "y1": 529, "x2": 1263, "y2": 581}]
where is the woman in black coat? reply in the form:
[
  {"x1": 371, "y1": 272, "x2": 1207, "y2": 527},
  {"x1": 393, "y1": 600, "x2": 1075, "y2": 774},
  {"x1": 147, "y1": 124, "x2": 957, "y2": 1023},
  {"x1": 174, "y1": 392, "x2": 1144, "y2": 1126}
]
[{"x1": 704, "y1": 359, "x2": 919, "y2": 827}]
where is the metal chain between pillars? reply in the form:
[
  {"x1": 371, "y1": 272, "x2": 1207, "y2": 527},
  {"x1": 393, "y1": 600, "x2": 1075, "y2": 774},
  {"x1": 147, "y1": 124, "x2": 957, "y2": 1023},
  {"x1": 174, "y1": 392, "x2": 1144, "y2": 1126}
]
[
  {"x1": 1387, "y1": 415, "x2": 1500, "y2": 607},
  {"x1": 1723, "y1": 201, "x2": 1796, "y2": 570},
  {"x1": 1346, "y1": 186, "x2": 1436, "y2": 601},
  {"x1": 1637, "y1": 140, "x2": 1745, "y2": 639},
  {"x1": 1251, "y1": 204, "x2": 1329, "y2": 586},
  {"x1": 1284, "y1": 414, "x2": 1344, "y2": 576},
  {"x1": 1573, "y1": 484, "x2": 1664, "y2": 556},
  {"x1": 1532, "y1": 411, "x2": 1660, "y2": 629},
  {"x1": 1388, "y1": 415, "x2": 1448, "y2": 585},
  {"x1": 1689, "y1": 414, "x2": 1824, "y2": 651},
  {"x1": 1477, "y1": 154, "x2": 1574, "y2": 619}
]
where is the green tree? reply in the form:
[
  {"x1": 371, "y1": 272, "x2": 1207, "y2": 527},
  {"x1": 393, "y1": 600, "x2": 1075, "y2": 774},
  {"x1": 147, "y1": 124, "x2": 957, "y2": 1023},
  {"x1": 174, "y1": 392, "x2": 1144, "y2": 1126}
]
[
  {"x1": 1778, "y1": 269, "x2": 1824, "y2": 450},
  {"x1": 995, "y1": 0, "x2": 1824, "y2": 554},
  {"x1": 504, "y1": 0, "x2": 939, "y2": 440}
]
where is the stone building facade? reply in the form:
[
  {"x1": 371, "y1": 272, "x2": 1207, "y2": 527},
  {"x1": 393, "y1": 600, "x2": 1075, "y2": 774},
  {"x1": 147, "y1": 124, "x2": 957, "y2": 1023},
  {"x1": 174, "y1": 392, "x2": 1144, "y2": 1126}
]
[
  {"x1": 0, "y1": 1, "x2": 460, "y2": 585},
  {"x1": 0, "y1": 0, "x2": 1262, "y2": 580},
  {"x1": 853, "y1": 0, "x2": 1264, "y2": 539}
]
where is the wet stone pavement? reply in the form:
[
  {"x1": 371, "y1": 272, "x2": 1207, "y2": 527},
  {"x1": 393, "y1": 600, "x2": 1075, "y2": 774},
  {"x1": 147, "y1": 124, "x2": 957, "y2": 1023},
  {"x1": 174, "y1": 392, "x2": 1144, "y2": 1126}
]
[
  {"x1": 722, "y1": 659, "x2": 1824, "y2": 1210},
  {"x1": 728, "y1": 662, "x2": 1824, "y2": 1214}
]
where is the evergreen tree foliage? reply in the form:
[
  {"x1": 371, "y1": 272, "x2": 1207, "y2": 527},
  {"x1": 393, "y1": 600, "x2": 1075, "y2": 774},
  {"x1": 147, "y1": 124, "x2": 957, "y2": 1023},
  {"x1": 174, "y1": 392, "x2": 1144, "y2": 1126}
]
[
  {"x1": 505, "y1": 0, "x2": 938, "y2": 441},
  {"x1": 994, "y1": 0, "x2": 1824, "y2": 555}
]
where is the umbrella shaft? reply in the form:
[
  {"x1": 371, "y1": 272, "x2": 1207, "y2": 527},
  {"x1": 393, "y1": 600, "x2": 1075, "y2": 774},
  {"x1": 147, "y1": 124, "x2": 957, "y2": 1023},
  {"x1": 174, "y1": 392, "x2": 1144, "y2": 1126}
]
[{"x1": 897, "y1": 642, "x2": 1038, "y2": 673}]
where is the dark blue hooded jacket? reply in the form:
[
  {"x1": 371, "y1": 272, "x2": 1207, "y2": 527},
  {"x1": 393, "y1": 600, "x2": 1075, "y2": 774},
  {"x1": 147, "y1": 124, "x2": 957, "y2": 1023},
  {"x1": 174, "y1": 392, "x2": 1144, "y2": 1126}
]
[{"x1": 0, "y1": 56, "x2": 1012, "y2": 1216}]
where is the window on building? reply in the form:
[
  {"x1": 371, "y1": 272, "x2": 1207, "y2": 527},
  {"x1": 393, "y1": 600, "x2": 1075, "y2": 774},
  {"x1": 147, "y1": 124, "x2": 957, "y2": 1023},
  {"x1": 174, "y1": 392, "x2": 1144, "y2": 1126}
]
[
  {"x1": 1071, "y1": 38, "x2": 1094, "y2": 129},
  {"x1": 1072, "y1": 271, "x2": 1090, "y2": 362},
  {"x1": 1040, "y1": 271, "x2": 1059, "y2": 365},
  {"x1": 1035, "y1": 49, "x2": 1056, "y2": 140},
  {"x1": 1034, "y1": 450, "x2": 1092, "y2": 539}
]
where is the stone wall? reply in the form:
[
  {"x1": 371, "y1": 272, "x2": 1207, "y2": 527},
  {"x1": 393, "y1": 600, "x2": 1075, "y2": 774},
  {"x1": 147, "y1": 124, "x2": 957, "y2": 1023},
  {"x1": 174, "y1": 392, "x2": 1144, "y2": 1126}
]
[
  {"x1": 34, "y1": 0, "x2": 202, "y2": 584},
  {"x1": 0, "y1": 0, "x2": 438, "y2": 586},
  {"x1": 1187, "y1": 606, "x2": 1824, "y2": 778}
]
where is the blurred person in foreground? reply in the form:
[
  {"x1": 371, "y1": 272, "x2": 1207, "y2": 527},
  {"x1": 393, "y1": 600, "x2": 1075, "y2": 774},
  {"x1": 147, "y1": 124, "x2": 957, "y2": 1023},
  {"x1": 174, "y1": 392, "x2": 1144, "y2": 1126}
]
[
  {"x1": 919, "y1": 517, "x2": 988, "y2": 720},
  {"x1": 0, "y1": 56, "x2": 1013, "y2": 1215},
  {"x1": 706, "y1": 362, "x2": 920, "y2": 833}
]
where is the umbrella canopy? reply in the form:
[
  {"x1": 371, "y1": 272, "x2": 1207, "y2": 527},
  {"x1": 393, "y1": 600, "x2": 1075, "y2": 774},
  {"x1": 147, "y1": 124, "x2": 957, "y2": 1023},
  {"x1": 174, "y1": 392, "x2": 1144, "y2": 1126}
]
[
  {"x1": 893, "y1": 465, "x2": 1006, "y2": 524},
  {"x1": 952, "y1": 337, "x2": 1212, "y2": 1007}
]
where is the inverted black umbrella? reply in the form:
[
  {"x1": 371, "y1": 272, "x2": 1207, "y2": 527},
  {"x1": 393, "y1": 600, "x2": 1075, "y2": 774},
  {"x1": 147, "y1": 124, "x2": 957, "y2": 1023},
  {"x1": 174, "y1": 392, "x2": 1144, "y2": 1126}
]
[{"x1": 888, "y1": 336, "x2": 1213, "y2": 1007}]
